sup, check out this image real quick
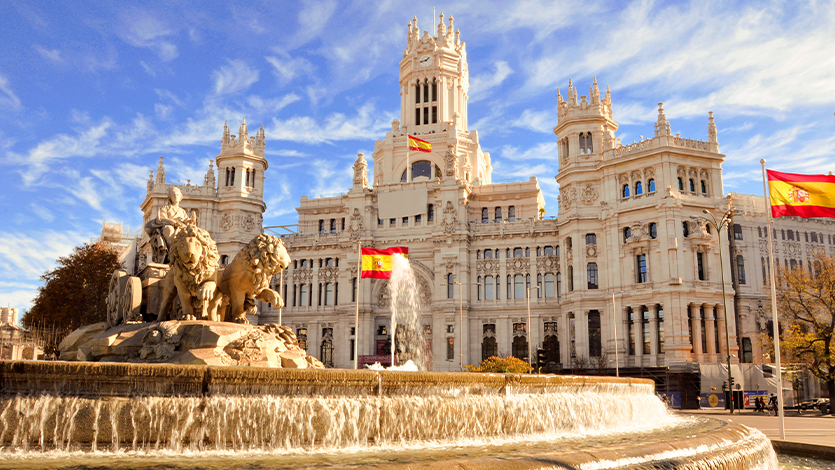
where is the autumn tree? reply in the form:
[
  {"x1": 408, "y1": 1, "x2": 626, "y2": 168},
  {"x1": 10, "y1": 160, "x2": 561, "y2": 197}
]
[
  {"x1": 776, "y1": 252, "x2": 835, "y2": 412},
  {"x1": 467, "y1": 356, "x2": 532, "y2": 373},
  {"x1": 22, "y1": 242, "x2": 121, "y2": 342}
]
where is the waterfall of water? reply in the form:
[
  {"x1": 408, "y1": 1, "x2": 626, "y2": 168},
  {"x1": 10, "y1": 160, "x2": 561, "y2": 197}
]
[{"x1": 388, "y1": 254, "x2": 426, "y2": 370}]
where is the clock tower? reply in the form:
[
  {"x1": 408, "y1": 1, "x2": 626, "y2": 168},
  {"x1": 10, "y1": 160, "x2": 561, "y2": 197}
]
[
  {"x1": 400, "y1": 13, "x2": 469, "y2": 133},
  {"x1": 372, "y1": 13, "x2": 490, "y2": 186}
]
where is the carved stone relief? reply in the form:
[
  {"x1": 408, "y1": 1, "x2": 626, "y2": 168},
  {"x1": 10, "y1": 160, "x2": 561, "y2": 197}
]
[{"x1": 580, "y1": 185, "x2": 598, "y2": 205}]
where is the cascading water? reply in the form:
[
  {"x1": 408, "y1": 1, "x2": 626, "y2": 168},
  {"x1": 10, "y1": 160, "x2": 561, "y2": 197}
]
[{"x1": 388, "y1": 254, "x2": 426, "y2": 370}]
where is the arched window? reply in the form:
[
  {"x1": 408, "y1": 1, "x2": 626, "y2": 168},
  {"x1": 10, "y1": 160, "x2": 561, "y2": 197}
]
[
  {"x1": 320, "y1": 329, "x2": 333, "y2": 367},
  {"x1": 415, "y1": 79, "x2": 421, "y2": 103},
  {"x1": 623, "y1": 227, "x2": 632, "y2": 243},
  {"x1": 325, "y1": 283, "x2": 334, "y2": 305},
  {"x1": 477, "y1": 276, "x2": 482, "y2": 300},
  {"x1": 481, "y1": 208, "x2": 488, "y2": 223},
  {"x1": 648, "y1": 178, "x2": 655, "y2": 192},
  {"x1": 536, "y1": 273, "x2": 542, "y2": 298},
  {"x1": 427, "y1": 204, "x2": 434, "y2": 222},
  {"x1": 623, "y1": 184, "x2": 630, "y2": 198},
  {"x1": 586, "y1": 132, "x2": 593, "y2": 153},
  {"x1": 683, "y1": 221, "x2": 690, "y2": 237},
  {"x1": 556, "y1": 272, "x2": 562, "y2": 297},
  {"x1": 447, "y1": 273, "x2": 454, "y2": 299},
  {"x1": 482, "y1": 334, "x2": 498, "y2": 362},
  {"x1": 689, "y1": 179, "x2": 695, "y2": 192},
  {"x1": 579, "y1": 133, "x2": 586, "y2": 154},
  {"x1": 568, "y1": 266, "x2": 574, "y2": 292},
  {"x1": 318, "y1": 220, "x2": 324, "y2": 233},
  {"x1": 221, "y1": 255, "x2": 229, "y2": 266},
  {"x1": 330, "y1": 219, "x2": 336, "y2": 233},
  {"x1": 484, "y1": 249, "x2": 493, "y2": 259},
  {"x1": 650, "y1": 223, "x2": 657, "y2": 239},
  {"x1": 587, "y1": 263, "x2": 598, "y2": 289},
  {"x1": 677, "y1": 177, "x2": 684, "y2": 191},
  {"x1": 508, "y1": 206, "x2": 516, "y2": 221},
  {"x1": 588, "y1": 310, "x2": 601, "y2": 357},
  {"x1": 700, "y1": 180, "x2": 707, "y2": 193},
  {"x1": 586, "y1": 233, "x2": 596, "y2": 245},
  {"x1": 635, "y1": 181, "x2": 643, "y2": 195},
  {"x1": 512, "y1": 335, "x2": 528, "y2": 361},
  {"x1": 401, "y1": 160, "x2": 433, "y2": 182},
  {"x1": 300, "y1": 284, "x2": 309, "y2": 307},
  {"x1": 495, "y1": 207, "x2": 502, "y2": 222}
]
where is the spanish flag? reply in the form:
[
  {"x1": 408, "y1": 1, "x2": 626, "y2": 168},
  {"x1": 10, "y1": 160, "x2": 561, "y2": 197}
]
[
  {"x1": 361, "y1": 247, "x2": 409, "y2": 279},
  {"x1": 767, "y1": 170, "x2": 835, "y2": 219},
  {"x1": 408, "y1": 135, "x2": 432, "y2": 153}
]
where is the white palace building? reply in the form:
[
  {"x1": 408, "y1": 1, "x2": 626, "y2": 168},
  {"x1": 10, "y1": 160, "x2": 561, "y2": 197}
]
[{"x1": 138, "y1": 14, "x2": 835, "y2": 405}]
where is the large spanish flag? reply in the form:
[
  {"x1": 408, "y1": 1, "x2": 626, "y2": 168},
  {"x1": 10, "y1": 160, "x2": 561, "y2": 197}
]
[
  {"x1": 361, "y1": 247, "x2": 409, "y2": 279},
  {"x1": 767, "y1": 170, "x2": 835, "y2": 218},
  {"x1": 408, "y1": 135, "x2": 432, "y2": 153}
]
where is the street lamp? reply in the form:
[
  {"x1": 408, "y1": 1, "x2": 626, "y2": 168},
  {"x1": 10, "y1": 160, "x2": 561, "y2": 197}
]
[
  {"x1": 612, "y1": 291, "x2": 623, "y2": 377},
  {"x1": 526, "y1": 286, "x2": 540, "y2": 372},
  {"x1": 701, "y1": 207, "x2": 736, "y2": 414}
]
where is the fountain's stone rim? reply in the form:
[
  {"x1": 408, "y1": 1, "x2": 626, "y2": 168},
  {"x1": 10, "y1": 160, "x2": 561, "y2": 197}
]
[{"x1": 0, "y1": 360, "x2": 654, "y2": 398}]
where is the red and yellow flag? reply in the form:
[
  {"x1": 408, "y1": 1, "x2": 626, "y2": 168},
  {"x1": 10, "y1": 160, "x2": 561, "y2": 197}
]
[
  {"x1": 408, "y1": 135, "x2": 432, "y2": 153},
  {"x1": 361, "y1": 247, "x2": 409, "y2": 279},
  {"x1": 767, "y1": 170, "x2": 835, "y2": 218}
]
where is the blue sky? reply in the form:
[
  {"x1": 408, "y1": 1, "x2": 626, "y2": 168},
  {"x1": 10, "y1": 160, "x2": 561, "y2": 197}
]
[{"x1": 1, "y1": 0, "x2": 834, "y2": 313}]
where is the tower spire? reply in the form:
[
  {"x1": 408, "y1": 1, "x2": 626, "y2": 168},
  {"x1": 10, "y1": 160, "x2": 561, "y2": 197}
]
[
  {"x1": 708, "y1": 111, "x2": 718, "y2": 144},
  {"x1": 655, "y1": 103, "x2": 670, "y2": 137}
]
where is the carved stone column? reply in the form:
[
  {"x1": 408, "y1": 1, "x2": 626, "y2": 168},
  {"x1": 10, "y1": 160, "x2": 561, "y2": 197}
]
[
  {"x1": 716, "y1": 304, "x2": 727, "y2": 359},
  {"x1": 635, "y1": 306, "x2": 644, "y2": 359},
  {"x1": 704, "y1": 304, "x2": 717, "y2": 360},
  {"x1": 690, "y1": 304, "x2": 703, "y2": 361},
  {"x1": 648, "y1": 304, "x2": 659, "y2": 366}
]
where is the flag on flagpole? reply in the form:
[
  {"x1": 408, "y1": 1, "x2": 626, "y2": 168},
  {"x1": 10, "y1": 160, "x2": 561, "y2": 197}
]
[
  {"x1": 766, "y1": 170, "x2": 835, "y2": 219},
  {"x1": 361, "y1": 247, "x2": 409, "y2": 279},
  {"x1": 408, "y1": 135, "x2": 432, "y2": 153}
]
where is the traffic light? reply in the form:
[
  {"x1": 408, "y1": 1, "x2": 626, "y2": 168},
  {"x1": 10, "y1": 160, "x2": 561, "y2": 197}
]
[
  {"x1": 536, "y1": 348, "x2": 547, "y2": 368},
  {"x1": 722, "y1": 381, "x2": 728, "y2": 391},
  {"x1": 729, "y1": 377, "x2": 735, "y2": 389}
]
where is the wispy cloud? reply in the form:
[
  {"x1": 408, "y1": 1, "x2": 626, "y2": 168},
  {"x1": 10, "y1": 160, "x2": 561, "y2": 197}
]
[
  {"x1": 0, "y1": 230, "x2": 92, "y2": 280},
  {"x1": 33, "y1": 45, "x2": 62, "y2": 62},
  {"x1": 266, "y1": 52, "x2": 316, "y2": 85},
  {"x1": 0, "y1": 73, "x2": 22, "y2": 111},
  {"x1": 212, "y1": 59, "x2": 260, "y2": 95},
  {"x1": 496, "y1": 142, "x2": 558, "y2": 161},
  {"x1": 469, "y1": 61, "x2": 512, "y2": 103},
  {"x1": 119, "y1": 11, "x2": 178, "y2": 61},
  {"x1": 266, "y1": 102, "x2": 393, "y2": 144},
  {"x1": 511, "y1": 108, "x2": 554, "y2": 133}
]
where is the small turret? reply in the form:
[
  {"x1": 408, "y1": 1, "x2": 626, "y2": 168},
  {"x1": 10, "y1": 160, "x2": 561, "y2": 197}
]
[
  {"x1": 155, "y1": 157, "x2": 166, "y2": 185},
  {"x1": 590, "y1": 77, "x2": 600, "y2": 105},
  {"x1": 146, "y1": 170, "x2": 154, "y2": 193},
  {"x1": 655, "y1": 103, "x2": 671, "y2": 137},
  {"x1": 222, "y1": 120, "x2": 230, "y2": 145},
  {"x1": 438, "y1": 12, "x2": 446, "y2": 36},
  {"x1": 204, "y1": 159, "x2": 216, "y2": 188},
  {"x1": 708, "y1": 111, "x2": 717, "y2": 144}
]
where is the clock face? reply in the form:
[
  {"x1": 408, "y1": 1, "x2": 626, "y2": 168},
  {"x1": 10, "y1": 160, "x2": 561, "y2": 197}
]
[{"x1": 419, "y1": 54, "x2": 431, "y2": 67}]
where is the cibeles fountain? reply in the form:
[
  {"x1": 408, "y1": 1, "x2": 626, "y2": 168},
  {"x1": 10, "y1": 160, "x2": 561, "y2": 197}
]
[{"x1": 0, "y1": 193, "x2": 777, "y2": 468}]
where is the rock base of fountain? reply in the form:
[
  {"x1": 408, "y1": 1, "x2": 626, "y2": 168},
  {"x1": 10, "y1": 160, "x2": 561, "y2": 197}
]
[{"x1": 56, "y1": 321, "x2": 323, "y2": 369}]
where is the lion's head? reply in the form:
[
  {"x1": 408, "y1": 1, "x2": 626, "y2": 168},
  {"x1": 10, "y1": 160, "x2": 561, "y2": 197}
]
[
  {"x1": 241, "y1": 234, "x2": 290, "y2": 291},
  {"x1": 168, "y1": 224, "x2": 219, "y2": 295}
]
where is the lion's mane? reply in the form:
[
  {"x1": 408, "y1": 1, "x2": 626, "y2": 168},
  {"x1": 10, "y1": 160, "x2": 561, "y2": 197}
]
[
  {"x1": 240, "y1": 234, "x2": 286, "y2": 291},
  {"x1": 168, "y1": 224, "x2": 219, "y2": 295}
]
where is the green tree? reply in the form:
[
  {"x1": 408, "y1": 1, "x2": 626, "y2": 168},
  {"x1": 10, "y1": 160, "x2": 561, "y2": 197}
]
[
  {"x1": 776, "y1": 252, "x2": 835, "y2": 413},
  {"x1": 22, "y1": 242, "x2": 121, "y2": 338}
]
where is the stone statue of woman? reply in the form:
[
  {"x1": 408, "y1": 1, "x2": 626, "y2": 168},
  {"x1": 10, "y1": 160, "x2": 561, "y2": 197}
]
[{"x1": 144, "y1": 186, "x2": 193, "y2": 263}]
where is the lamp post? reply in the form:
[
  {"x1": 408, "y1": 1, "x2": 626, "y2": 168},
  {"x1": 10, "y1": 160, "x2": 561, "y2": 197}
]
[
  {"x1": 456, "y1": 281, "x2": 463, "y2": 372},
  {"x1": 526, "y1": 286, "x2": 540, "y2": 372},
  {"x1": 701, "y1": 208, "x2": 736, "y2": 414},
  {"x1": 612, "y1": 291, "x2": 623, "y2": 377}
]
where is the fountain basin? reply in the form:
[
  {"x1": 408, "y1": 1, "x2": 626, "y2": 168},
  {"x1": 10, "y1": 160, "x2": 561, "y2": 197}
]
[{"x1": 0, "y1": 361, "x2": 776, "y2": 469}]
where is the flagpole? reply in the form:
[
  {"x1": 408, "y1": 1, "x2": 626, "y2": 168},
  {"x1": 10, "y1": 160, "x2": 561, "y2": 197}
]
[
  {"x1": 355, "y1": 241, "x2": 361, "y2": 370},
  {"x1": 761, "y1": 159, "x2": 786, "y2": 440},
  {"x1": 407, "y1": 145, "x2": 411, "y2": 183}
]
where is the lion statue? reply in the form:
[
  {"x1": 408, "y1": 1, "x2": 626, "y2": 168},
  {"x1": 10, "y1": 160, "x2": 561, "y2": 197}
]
[
  {"x1": 156, "y1": 223, "x2": 221, "y2": 322},
  {"x1": 214, "y1": 234, "x2": 290, "y2": 324}
]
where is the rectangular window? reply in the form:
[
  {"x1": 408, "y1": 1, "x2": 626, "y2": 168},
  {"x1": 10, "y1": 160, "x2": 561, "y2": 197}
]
[
  {"x1": 432, "y1": 82, "x2": 437, "y2": 101},
  {"x1": 637, "y1": 254, "x2": 647, "y2": 283},
  {"x1": 403, "y1": 216, "x2": 409, "y2": 225},
  {"x1": 432, "y1": 106, "x2": 437, "y2": 124},
  {"x1": 697, "y1": 252, "x2": 706, "y2": 280},
  {"x1": 325, "y1": 283, "x2": 334, "y2": 306},
  {"x1": 544, "y1": 273, "x2": 554, "y2": 298},
  {"x1": 628, "y1": 309, "x2": 635, "y2": 355},
  {"x1": 390, "y1": 218, "x2": 396, "y2": 226},
  {"x1": 742, "y1": 338, "x2": 753, "y2": 363},
  {"x1": 485, "y1": 275, "x2": 494, "y2": 300},
  {"x1": 423, "y1": 83, "x2": 429, "y2": 103},
  {"x1": 587, "y1": 263, "x2": 598, "y2": 289},
  {"x1": 588, "y1": 310, "x2": 601, "y2": 357},
  {"x1": 447, "y1": 337, "x2": 454, "y2": 360},
  {"x1": 642, "y1": 309, "x2": 650, "y2": 354},
  {"x1": 423, "y1": 107, "x2": 429, "y2": 125},
  {"x1": 447, "y1": 273, "x2": 454, "y2": 299},
  {"x1": 514, "y1": 274, "x2": 524, "y2": 299},
  {"x1": 350, "y1": 339, "x2": 355, "y2": 360},
  {"x1": 415, "y1": 108, "x2": 420, "y2": 126},
  {"x1": 352, "y1": 277, "x2": 357, "y2": 302},
  {"x1": 736, "y1": 255, "x2": 746, "y2": 284},
  {"x1": 427, "y1": 204, "x2": 434, "y2": 222},
  {"x1": 415, "y1": 214, "x2": 421, "y2": 223}
]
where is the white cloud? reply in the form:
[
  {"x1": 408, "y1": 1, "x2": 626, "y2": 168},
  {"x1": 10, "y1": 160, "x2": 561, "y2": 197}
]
[
  {"x1": 120, "y1": 12, "x2": 178, "y2": 61},
  {"x1": 212, "y1": 59, "x2": 260, "y2": 95},
  {"x1": 496, "y1": 142, "x2": 558, "y2": 161},
  {"x1": 511, "y1": 108, "x2": 555, "y2": 133},
  {"x1": 469, "y1": 61, "x2": 512, "y2": 103},
  {"x1": 0, "y1": 73, "x2": 22, "y2": 111},
  {"x1": 154, "y1": 103, "x2": 172, "y2": 120},
  {"x1": 266, "y1": 102, "x2": 393, "y2": 144},
  {"x1": 33, "y1": 45, "x2": 62, "y2": 62},
  {"x1": 266, "y1": 53, "x2": 316, "y2": 85},
  {"x1": 0, "y1": 230, "x2": 91, "y2": 280},
  {"x1": 294, "y1": 0, "x2": 339, "y2": 47}
]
